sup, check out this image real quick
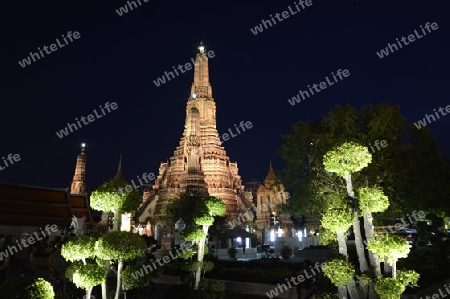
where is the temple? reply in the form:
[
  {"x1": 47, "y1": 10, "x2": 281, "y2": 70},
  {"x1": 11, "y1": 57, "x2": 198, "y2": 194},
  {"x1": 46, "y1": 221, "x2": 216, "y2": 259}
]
[
  {"x1": 255, "y1": 160, "x2": 290, "y2": 229},
  {"x1": 136, "y1": 41, "x2": 253, "y2": 224}
]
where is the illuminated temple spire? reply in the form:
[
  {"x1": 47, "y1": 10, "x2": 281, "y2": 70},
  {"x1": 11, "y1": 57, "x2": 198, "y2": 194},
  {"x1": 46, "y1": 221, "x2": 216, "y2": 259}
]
[
  {"x1": 137, "y1": 40, "x2": 253, "y2": 222},
  {"x1": 190, "y1": 40, "x2": 212, "y2": 98},
  {"x1": 70, "y1": 143, "x2": 86, "y2": 194}
]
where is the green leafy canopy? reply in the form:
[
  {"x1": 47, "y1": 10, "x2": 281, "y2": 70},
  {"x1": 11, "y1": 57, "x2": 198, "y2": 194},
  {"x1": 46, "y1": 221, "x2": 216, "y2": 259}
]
[
  {"x1": 357, "y1": 187, "x2": 389, "y2": 213},
  {"x1": 90, "y1": 179, "x2": 141, "y2": 213},
  {"x1": 61, "y1": 235, "x2": 96, "y2": 262},
  {"x1": 323, "y1": 142, "x2": 372, "y2": 177},
  {"x1": 95, "y1": 231, "x2": 147, "y2": 262}
]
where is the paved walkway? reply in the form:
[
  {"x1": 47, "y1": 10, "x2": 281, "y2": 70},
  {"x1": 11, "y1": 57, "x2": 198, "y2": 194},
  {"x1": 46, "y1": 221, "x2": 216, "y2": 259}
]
[{"x1": 152, "y1": 275, "x2": 297, "y2": 298}]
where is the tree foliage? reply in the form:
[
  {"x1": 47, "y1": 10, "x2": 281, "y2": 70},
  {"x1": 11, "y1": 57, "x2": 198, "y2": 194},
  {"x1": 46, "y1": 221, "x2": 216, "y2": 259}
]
[
  {"x1": 95, "y1": 231, "x2": 147, "y2": 262},
  {"x1": 72, "y1": 260, "x2": 105, "y2": 290},
  {"x1": 367, "y1": 234, "x2": 411, "y2": 264},
  {"x1": 0, "y1": 277, "x2": 55, "y2": 299},
  {"x1": 61, "y1": 235, "x2": 97, "y2": 262},
  {"x1": 280, "y1": 103, "x2": 450, "y2": 218},
  {"x1": 323, "y1": 142, "x2": 372, "y2": 177},
  {"x1": 121, "y1": 261, "x2": 162, "y2": 290},
  {"x1": 357, "y1": 187, "x2": 389, "y2": 213},
  {"x1": 375, "y1": 270, "x2": 419, "y2": 299},
  {"x1": 322, "y1": 258, "x2": 356, "y2": 286},
  {"x1": 160, "y1": 193, "x2": 201, "y2": 226},
  {"x1": 90, "y1": 179, "x2": 141, "y2": 213},
  {"x1": 321, "y1": 208, "x2": 353, "y2": 233}
]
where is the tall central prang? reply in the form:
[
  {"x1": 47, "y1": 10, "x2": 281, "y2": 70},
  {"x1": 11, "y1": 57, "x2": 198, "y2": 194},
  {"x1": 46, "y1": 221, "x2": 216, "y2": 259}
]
[{"x1": 136, "y1": 41, "x2": 253, "y2": 224}]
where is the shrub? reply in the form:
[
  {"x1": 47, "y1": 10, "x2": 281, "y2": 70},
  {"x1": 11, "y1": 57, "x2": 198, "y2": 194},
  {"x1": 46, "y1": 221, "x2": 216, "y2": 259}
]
[
  {"x1": 121, "y1": 261, "x2": 161, "y2": 290},
  {"x1": 227, "y1": 247, "x2": 237, "y2": 258},
  {"x1": 0, "y1": 277, "x2": 54, "y2": 299},
  {"x1": 280, "y1": 245, "x2": 292, "y2": 259},
  {"x1": 322, "y1": 258, "x2": 355, "y2": 286}
]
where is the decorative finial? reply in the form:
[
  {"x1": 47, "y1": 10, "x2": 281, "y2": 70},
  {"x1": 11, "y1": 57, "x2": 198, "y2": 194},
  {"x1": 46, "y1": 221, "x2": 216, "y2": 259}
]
[
  {"x1": 199, "y1": 40, "x2": 204, "y2": 54},
  {"x1": 81, "y1": 143, "x2": 86, "y2": 152},
  {"x1": 118, "y1": 150, "x2": 123, "y2": 174},
  {"x1": 113, "y1": 149, "x2": 125, "y2": 181}
]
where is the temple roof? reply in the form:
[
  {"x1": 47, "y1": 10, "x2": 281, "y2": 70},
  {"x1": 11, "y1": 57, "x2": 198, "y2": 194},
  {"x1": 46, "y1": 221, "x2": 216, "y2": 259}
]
[
  {"x1": 0, "y1": 183, "x2": 92, "y2": 227},
  {"x1": 113, "y1": 150, "x2": 125, "y2": 182},
  {"x1": 264, "y1": 159, "x2": 277, "y2": 182}
]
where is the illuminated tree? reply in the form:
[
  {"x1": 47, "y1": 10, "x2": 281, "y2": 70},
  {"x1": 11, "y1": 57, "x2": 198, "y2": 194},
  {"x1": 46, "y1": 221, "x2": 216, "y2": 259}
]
[
  {"x1": 90, "y1": 178, "x2": 141, "y2": 231},
  {"x1": 358, "y1": 187, "x2": 389, "y2": 277},
  {"x1": 321, "y1": 207, "x2": 352, "y2": 256},
  {"x1": 0, "y1": 277, "x2": 54, "y2": 299},
  {"x1": 280, "y1": 104, "x2": 430, "y2": 298},
  {"x1": 280, "y1": 103, "x2": 450, "y2": 219},
  {"x1": 322, "y1": 258, "x2": 356, "y2": 299},
  {"x1": 181, "y1": 196, "x2": 226, "y2": 290},
  {"x1": 367, "y1": 234, "x2": 410, "y2": 279},
  {"x1": 375, "y1": 270, "x2": 419, "y2": 299},
  {"x1": 61, "y1": 236, "x2": 102, "y2": 299},
  {"x1": 324, "y1": 141, "x2": 372, "y2": 273},
  {"x1": 95, "y1": 231, "x2": 147, "y2": 299}
]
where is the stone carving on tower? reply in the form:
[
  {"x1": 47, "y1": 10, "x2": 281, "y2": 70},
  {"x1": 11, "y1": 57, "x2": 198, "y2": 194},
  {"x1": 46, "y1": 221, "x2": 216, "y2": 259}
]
[{"x1": 136, "y1": 41, "x2": 253, "y2": 224}]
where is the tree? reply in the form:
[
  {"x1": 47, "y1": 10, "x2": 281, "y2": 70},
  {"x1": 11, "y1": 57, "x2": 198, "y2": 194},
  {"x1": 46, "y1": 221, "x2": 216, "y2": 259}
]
[
  {"x1": 0, "y1": 277, "x2": 54, "y2": 299},
  {"x1": 181, "y1": 196, "x2": 226, "y2": 290},
  {"x1": 358, "y1": 187, "x2": 389, "y2": 277},
  {"x1": 61, "y1": 235, "x2": 102, "y2": 299},
  {"x1": 90, "y1": 178, "x2": 141, "y2": 232},
  {"x1": 160, "y1": 192, "x2": 200, "y2": 226},
  {"x1": 323, "y1": 142, "x2": 371, "y2": 298},
  {"x1": 320, "y1": 142, "x2": 419, "y2": 299},
  {"x1": 280, "y1": 103, "x2": 450, "y2": 218},
  {"x1": 95, "y1": 231, "x2": 147, "y2": 299}
]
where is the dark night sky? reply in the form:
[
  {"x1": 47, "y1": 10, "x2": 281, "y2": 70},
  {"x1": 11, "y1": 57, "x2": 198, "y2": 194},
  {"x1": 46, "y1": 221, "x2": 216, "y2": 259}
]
[{"x1": 1, "y1": 0, "x2": 449, "y2": 192}]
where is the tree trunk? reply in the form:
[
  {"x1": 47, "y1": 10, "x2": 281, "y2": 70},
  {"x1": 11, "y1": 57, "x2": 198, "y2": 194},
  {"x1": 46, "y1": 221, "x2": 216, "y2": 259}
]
[
  {"x1": 368, "y1": 281, "x2": 379, "y2": 299},
  {"x1": 86, "y1": 287, "x2": 93, "y2": 299},
  {"x1": 338, "y1": 284, "x2": 348, "y2": 299},
  {"x1": 346, "y1": 281, "x2": 359, "y2": 299},
  {"x1": 194, "y1": 225, "x2": 208, "y2": 290},
  {"x1": 383, "y1": 256, "x2": 391, "y2": 276},
  {"x1": 337, "y1": 231, "x2": 348, "y2": 256},
  {"x1": 391, "y1": 262, "x2": 397, "y2": 279},
  {"x1": 113, "y1": 211, "x2": 120, "y2": 232},
  {"x1": 114, "y1": 261, "x2": 123, "y2": 299},
  {"x1": 344, "y1": 173, "x2": 368, "y2": 273},
  {"x1": 364, "y1": 210, "x2": 381, "y2": 277},
  {"x1": 102, "y1": 260, "x2": 110, "y2": 299}
]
